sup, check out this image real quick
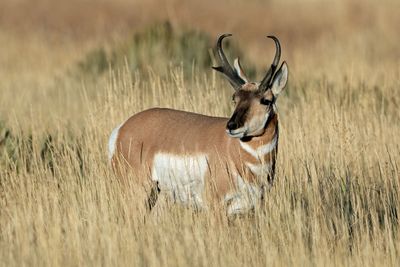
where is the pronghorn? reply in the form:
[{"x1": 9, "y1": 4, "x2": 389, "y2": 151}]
[{"x1": 108, "y1": 34, "x2": 288, "y2": 216}]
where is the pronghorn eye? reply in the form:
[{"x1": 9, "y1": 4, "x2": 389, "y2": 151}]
[{"x1": 260, "y1": 98, "x2": 272, "y2": 105}]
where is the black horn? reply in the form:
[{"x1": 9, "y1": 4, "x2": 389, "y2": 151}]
[
  {"x1": 259, "y1": 36, "x2": 281, "y2": 91},
  {"x1": 212, "y1": 34, "x2": 245, "y2": 90}
]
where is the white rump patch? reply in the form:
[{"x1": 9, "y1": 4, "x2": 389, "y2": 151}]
[
  {"x1": 240, "y1": 134, "x2": 278, "y2": 159},
  {"x1": 151, "y1": 153, "x2": 208, "y2": 208},
  {"x1": 108, "y1": 123, "x2": 123, "y2": 161}
]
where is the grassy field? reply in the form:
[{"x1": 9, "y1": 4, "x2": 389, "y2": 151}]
[{"x1": 0, "y1": 0, "x2": 399, "y2": 266}]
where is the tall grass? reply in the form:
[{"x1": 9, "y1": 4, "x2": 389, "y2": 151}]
[
  {"x1": 0, "y1": 0, "x2": 399, "y2": 266},
  {"x1": 1, "y1": 59, "x2": 399, "y2": 265}
]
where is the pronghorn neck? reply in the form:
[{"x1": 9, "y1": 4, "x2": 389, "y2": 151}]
[
  {"x1": 236, "y1": 112, "x2": 279, "y2": 185},
  {"x1": 239, "y1": 112, "x2": 279, "y2": 152}
]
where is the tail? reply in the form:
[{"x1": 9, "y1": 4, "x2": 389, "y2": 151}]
[{"x1": 108, "y1": 124, "x2": 122, "y2": 162}]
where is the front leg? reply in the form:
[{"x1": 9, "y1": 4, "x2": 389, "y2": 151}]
[{"x1": 225, "y1": 174, "x2": 264, "y2": 216}]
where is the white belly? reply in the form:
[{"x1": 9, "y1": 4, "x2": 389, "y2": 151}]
[
  {"x1": 150, "y1": 153, "x2": 267, "y2": 214},
  {"x1": 151, "y1": 153, "x2": 208, "y2": 208}
]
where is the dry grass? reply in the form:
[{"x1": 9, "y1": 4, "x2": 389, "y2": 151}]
[{"x1": 0, "y1": 0, "x2": 399, "y2": 266}]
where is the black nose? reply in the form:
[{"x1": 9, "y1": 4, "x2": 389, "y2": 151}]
[{"x1": 227, "y1": 120, "x2": 238, "y2": 131}]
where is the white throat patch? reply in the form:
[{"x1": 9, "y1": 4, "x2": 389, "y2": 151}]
[
  {"x1": 245, "y1": 162, "x2": 272, "y2": 177},
  {"x1": 239, "y1": 133, "x2": 278, "y2": 159}
]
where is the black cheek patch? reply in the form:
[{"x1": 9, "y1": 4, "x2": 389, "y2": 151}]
[{"x1": 235, "y1": 106, "x2": 249, "y2": 128}]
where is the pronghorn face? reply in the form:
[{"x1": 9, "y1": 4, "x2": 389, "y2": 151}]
[
  {"x1": 226, "y1": 64, "x2": 288, "y2": 138},
  {"x1": 227, "y1": 86, "x2": 275, "y2": 138},
  {"x1": 212, "y1": 34, "x2": 288, "y2": 138}
]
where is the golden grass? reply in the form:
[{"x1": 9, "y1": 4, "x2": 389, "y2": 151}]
[{"x1": 0, "y1": 0, "x2": 399, "y2": 266}]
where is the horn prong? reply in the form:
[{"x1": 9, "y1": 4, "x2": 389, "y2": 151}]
[
  {"x1": 212, "y1": 34, "x2": 246, "y2": 90},
  {"x1": 234, "y1": 57, "x2": 249, "y2": 83}
]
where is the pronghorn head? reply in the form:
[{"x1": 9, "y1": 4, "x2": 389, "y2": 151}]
[{"x1": 213, "y1": 34, "x2": 288, "y2": 138}]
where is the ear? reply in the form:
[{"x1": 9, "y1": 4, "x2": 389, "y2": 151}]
[
  {"x1": 271, "y1": 61, "x2": 288, "y2": 97},
  {"x1": 233, "y1": 58, "x2": 249, "y2": 83}
]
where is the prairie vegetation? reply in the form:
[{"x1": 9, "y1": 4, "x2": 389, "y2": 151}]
[{"x1": 0, "y1": 0, "x2": 399, "y2": 266}]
